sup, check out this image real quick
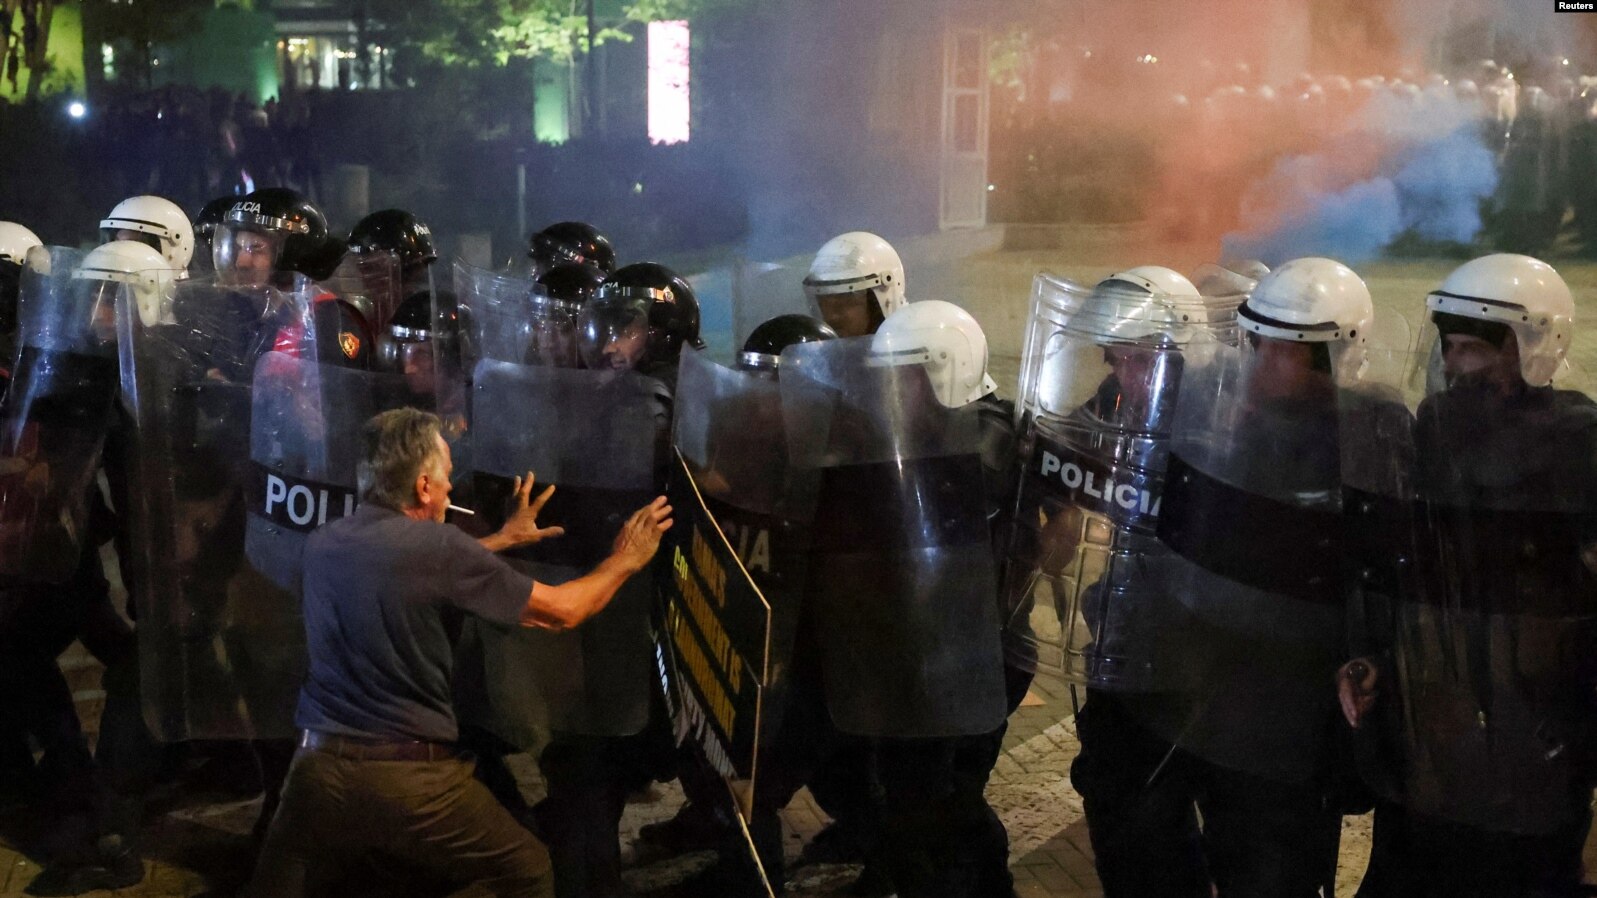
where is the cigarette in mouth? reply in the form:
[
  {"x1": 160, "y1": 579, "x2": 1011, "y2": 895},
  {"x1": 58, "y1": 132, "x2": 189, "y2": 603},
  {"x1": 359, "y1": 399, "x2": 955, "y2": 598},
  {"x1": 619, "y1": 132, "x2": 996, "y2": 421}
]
[{"x1": 447, "y1": 504, "x2": 476, "y2": 516}]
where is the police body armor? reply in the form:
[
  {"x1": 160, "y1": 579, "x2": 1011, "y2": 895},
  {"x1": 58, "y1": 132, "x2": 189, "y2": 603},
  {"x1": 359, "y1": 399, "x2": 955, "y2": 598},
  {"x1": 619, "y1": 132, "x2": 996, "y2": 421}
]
[
  {"x1": 0, "y1": 248, "x2": 118, "y2": 584},
  {"x1": 1149, "y1": 342, "x2": 1360, "y2": 783},
  {"x1": 780, "y1": 337, "x2": 1006, "y2": 738},
  {"x1": 459, "y1": 263, "x2": 669, "y2": 743},
  {"x1": 1001, "y1": 274, "x2": 1238, "y2": 691},
  {"x1": 1347, "y1": 362, "x2": 1597, "y2": 835},
  {"x1": 672, "y1": 349, "x2": 819, "y2": 744},
  {"x1": 121, "y1": 276, "x2": 408, "y2": 740}
]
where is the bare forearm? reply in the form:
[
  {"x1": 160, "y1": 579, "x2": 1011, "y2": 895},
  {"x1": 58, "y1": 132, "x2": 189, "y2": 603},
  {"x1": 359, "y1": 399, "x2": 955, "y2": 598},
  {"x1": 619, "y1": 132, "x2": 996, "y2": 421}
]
[
  {"x1": 478, "y1": 532, "x2": 517, "y2": 554},
  {"x1": 519, "y1": 554, "x2": 640, "y2": 630}
]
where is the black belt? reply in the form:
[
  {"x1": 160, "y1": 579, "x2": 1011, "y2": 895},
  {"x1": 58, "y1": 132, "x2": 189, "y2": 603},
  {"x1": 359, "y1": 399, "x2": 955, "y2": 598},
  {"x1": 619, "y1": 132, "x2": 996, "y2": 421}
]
[{"x1": 298, "y1": 730, "x2": 459, "y2": 762}]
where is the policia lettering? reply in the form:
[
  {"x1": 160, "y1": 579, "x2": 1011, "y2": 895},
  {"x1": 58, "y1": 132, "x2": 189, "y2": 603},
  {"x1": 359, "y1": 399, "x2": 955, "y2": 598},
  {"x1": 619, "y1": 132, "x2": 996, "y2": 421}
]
[
  {"x1": 250, "y1": 465, "x2": 360, "y2": 533},
  {"x1": 1032, "y1": 433, "x2": 1163, "y2": 528}
]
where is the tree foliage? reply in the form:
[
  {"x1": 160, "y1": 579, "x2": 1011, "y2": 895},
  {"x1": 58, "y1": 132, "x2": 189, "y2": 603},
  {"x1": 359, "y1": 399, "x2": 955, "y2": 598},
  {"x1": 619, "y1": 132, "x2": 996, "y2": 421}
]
[
  {"x1": 366, "y1": 0, "x2": 753, "y2": 72},
  {"x1": 1, "y1": 0, "x2": 59, "y2": 99},
  {"x1": 82, "y1": 0, "x2": 212, "y2": 89}
]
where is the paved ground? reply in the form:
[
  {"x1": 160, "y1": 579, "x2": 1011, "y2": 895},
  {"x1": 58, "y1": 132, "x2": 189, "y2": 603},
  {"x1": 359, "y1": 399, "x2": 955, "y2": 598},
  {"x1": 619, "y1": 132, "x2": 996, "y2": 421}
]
[{"x1": 8, "y1": 231, "x2": 1597, "y2": 896}]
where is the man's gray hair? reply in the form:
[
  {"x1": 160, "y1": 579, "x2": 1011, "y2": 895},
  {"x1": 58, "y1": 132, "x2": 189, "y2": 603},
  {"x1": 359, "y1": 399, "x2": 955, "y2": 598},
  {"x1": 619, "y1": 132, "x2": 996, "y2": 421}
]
[{"x1": 358, "y1": 408, "x2": 445, "y2": 511}]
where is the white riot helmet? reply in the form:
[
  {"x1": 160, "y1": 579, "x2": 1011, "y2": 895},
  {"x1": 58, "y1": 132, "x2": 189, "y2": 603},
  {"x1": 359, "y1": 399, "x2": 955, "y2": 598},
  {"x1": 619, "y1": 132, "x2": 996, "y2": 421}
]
[
  {"x1": 74, "y1": 240, "x2": 178, "y2": 329},
  {"x1": 0, "y1": 221, "x2": 42, "y2": 264},
  {"x1": 869, "y1": 299, "x2": 996, "y2": 408},
  {"x1": 100, "y1": 195, "x2": 195, "y2": 272},
  {"x1": 804, "y1": 231, "x2": 906, "y2": 321},
  {"x1": 1426, "y1": 253, "x2": 1573, "y2": 388},
  {"x1": 1240, "y1": 257, "x2": 1374, "y2": 381},
  {"x1": 1089, "y1": 266, "x2": 1203, "y2": 343}
]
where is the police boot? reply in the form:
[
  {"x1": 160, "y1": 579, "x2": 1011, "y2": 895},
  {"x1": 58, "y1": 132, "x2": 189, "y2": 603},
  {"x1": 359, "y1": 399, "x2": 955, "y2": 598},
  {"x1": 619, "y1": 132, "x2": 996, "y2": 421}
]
[
  {"x1": 635, "y1": 799, "x2": 730, "y2": 857},
  {"x1": 25, "y1": 832, "x2": 143, "y2": 896}
]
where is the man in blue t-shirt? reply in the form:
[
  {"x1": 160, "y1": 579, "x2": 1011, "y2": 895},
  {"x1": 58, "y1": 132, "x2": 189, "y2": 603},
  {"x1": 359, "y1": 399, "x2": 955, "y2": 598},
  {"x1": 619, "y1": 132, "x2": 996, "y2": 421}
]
[{"x1": 247, "y1": 408, "x2": 672, "y2": 898}]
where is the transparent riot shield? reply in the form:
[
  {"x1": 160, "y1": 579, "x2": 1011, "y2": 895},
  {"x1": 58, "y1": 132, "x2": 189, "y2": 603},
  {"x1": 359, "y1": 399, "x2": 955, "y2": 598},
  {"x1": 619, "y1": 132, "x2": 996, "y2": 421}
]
[
  {"x1": 454, "y1": 258, "x2": 555, "y2": 366},
  {"x1": 672, "y1": 349, "x2": 819, "y2": 743},
  {"x1": 1146, "y1": 338, "x2": 1410, "y2": 784},
  {"x1": 0, "y1": 247, "x2": 119, "y2": 583},
  {"x1": 1001, "y1": 273, "x2": 1239, "y2": 691},
  {"x1": 471, "y1": 357, "x2": 670, "y2": 743},
  {"x1": 779, "y1": 337, "x2": 1006, "y2": 738},
  {"x1": 120, "y1": 276, "x2": 411, "y2": 740},
  {"x1": 1347, "y1": 352, "x2": 1597, "y2": 835},
  {"x1": 324, "y1": 248, "x2": 402, "y2": 337}
]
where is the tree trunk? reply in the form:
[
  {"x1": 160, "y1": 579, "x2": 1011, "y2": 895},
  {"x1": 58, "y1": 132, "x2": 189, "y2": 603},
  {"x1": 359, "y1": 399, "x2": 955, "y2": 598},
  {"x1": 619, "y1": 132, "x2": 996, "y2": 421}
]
[
  {"x1": 80, "y1": 0, "x2": 107, "y2": 102},
  {"x1": 22, "y1": 0, "x2": 55, "y2": 101}
]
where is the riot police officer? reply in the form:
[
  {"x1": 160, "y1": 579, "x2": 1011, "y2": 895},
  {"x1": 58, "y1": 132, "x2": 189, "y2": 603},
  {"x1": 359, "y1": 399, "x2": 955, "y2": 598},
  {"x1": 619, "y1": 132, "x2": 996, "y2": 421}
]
[
  {"x1": 1340, "y1": 254, "x2": 1597, "y2": 898},
  {"x1": 348, "y1": 208, "x2": 438, "y2": 296},
  {"x1": 99, "y1": 195, "x2": 195, "y2": 275},
  {"x1": 206, "y1": 188, "x2": 371, "y2": 376},
  {"x1": 861, "y1": 300, "x2": 1017, "y2": 898},
  {"x1": 1134, "y1": 258, "x2": 1384, "y2": 897},
  {"x1": 528, "y1": 263, "x2": 605, "y2": 368},
  {"x1": 529, "y1": 220, "x2": 618, "y2": 277},
  {"x1": 0, "y1": 221, "x2": 42, "y2": 365},
  {"x1": 802, "y1": 231, "x2": 906, "y2": 339},
  {"x1": 654, "y1": 315, "x2": 839, "y2": 896},
  {"x1": 1014, "y1": 266, "x2": 1231, "y2": 898},
  {"x1": 5, "y1": 241, "x2": 179, "y2": 895},
  {"x1": 577, "y1": 262, "x2": 704, "y2": 381},
  {"x1": 375, "y1": 288, "x2": 467, "y2": 420},
  {"x1": 463, "y1": 261, "x2": 697, "y2": 898}
]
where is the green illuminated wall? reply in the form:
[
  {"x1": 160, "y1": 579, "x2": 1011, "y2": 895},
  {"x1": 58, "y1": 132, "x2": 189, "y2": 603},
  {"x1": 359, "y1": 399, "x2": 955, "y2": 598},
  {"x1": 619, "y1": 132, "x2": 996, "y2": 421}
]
[
  {"x1": 0, "y1": 5, "x2": 86, "y2": 101},
  {"x1": 157, "y1": 4, "x2": 280, "y2": 102}
]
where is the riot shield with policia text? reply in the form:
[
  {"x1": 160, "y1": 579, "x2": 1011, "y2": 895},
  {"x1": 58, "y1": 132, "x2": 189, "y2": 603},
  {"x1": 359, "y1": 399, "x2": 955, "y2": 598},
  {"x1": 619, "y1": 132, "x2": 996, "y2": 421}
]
[
  {"x1": 119, "y1": 275, "x2": 412, "y2": 740},
  {"x1": 780, "y1": 336, "x2": 1006, "y2": 738},
  {"x1": 1000, "y1": 271, "x2": 1239, "y2": 691}
]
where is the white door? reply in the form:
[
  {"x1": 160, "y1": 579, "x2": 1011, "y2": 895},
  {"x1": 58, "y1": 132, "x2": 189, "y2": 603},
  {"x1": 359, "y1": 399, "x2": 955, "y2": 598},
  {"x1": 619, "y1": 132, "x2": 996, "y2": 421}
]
[{"x1": 940, "y1": 27, "x2": 989, "y2": 230}]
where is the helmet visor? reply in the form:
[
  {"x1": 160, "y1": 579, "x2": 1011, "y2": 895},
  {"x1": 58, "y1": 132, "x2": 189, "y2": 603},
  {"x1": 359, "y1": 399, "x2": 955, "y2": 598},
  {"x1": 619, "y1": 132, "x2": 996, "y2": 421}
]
[
  {"x1": 100, "y1": 228, "x2": 164, "y2": 257},
  {"x1": 577, "y1": 296, "x2": 650, "y2": 371},
  {"x1": 213, "y1": 225, "x2": 284, "y2": 285},
  {"x1": 527, "y1": 300, "x2": 581, "y2": 368}
]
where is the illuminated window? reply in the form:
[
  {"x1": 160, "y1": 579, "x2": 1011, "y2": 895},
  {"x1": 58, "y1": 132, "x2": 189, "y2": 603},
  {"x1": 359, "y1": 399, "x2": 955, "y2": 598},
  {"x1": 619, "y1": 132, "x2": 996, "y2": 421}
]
[{"x1": 648, "y1": 20, "x2": 691, "y2": 145}]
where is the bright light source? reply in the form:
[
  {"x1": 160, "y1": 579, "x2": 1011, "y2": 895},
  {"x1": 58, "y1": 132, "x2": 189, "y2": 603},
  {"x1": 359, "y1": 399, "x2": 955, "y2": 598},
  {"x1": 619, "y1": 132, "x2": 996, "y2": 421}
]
[
  {"x1": 67, "y1": 101, "x2": 86, "y2": 119},
  {"x1": 648, "y1": 20, "x2": 691, "y2": 145},
  {"x1": 987, "y1": 184, "x2": 996, "y2": 192}
]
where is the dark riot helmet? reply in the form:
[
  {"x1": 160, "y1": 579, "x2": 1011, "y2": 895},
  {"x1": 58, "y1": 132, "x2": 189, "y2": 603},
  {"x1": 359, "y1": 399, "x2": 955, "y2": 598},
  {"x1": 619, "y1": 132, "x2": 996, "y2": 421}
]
[
  {"x1": 377, "y1": 288, "x2": 463, "y2": 376},
  {"x1": 536, "y1": 262, "x2": 608, "y2": 307},
  {"x1": 739, "y1": 314, "x2": 836, "y2": 373},
  {"x1": 349, "y1": 209, "x2": 438, "y2": 279},
  {"x1": 522, "y1": 265, "x2": 601, "y2": 369},
  {"x1": 216, "y1": 187, "x2": 345, "y2": 281},
  {"x1": 578, "y1": 262, "x2": 704, "y2": 372},
  {"x1": 529, "y1": 221, "x2": 617, "y2": 275}
]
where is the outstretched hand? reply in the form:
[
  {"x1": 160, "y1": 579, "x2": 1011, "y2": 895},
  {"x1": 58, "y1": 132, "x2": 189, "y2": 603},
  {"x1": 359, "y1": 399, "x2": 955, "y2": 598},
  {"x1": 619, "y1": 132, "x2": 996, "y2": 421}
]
[
  {"x1": 613, "y1": 496, "x2": 674, "y2": 572},
  {"x1": 495, "y1": 471, "x2": 564, "y2": 549}
]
